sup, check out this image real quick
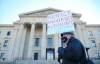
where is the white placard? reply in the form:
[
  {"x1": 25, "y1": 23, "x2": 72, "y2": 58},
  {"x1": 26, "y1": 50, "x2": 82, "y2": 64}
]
[{"x1": 47, "y1": 11, "x2": 75, "y2": 35}]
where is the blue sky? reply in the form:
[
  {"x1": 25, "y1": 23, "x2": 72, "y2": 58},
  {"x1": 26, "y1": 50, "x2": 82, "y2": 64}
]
[{"x1": 0, "y1": 0, "x2": 100, "y2": 24}]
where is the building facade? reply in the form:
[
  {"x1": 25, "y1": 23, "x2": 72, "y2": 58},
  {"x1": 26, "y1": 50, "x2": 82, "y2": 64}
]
[{"x1": 0, "y1": 8, "x2": 100, "y2": 62}]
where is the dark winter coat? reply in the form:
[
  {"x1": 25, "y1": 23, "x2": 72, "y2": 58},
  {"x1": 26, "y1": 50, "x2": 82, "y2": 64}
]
[{"x1": 58, "y1": 37, "x2": 87, "y2": 64}]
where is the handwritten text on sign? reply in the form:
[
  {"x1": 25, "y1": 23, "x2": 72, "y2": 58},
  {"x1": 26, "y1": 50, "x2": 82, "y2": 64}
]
[{"x1": 47, "y1": 11, "x2": 75, "y2": 35}]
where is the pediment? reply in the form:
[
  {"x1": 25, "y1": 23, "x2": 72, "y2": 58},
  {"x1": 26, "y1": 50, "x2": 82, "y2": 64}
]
[
  {"x1": 19, "y1": 8, "x2": 62, "y2": 17},
  {"x1": 19, "y1": 8, "x2": 81, "y2": 18}
]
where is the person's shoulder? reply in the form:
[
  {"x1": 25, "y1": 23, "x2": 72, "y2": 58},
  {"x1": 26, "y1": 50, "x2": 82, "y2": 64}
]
[
  {"x1": 72, "y1": 37, "x2": 83, "y2": 45},
  {"x1": 71, "y1": 37, "x2": 81, "y2": 42},
  {"x1": 74, "y1": 38, "x2": 85, "y2": 47}
]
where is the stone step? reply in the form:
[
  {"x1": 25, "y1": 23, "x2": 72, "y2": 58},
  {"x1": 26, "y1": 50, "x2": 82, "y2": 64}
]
[{"x1": 14, "y1": 60, "x2": 60, "y2": 64}]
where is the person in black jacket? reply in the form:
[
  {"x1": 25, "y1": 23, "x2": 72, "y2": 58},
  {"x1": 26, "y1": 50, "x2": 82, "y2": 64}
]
[{"x1": 58, "y1": 32, "x2": 87, "y2": 64}]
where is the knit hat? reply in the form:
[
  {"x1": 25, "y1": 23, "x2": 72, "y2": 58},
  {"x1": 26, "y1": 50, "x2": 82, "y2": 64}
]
[{"x1": 61, "y1": 32, "x2": 74, "y2": 37}]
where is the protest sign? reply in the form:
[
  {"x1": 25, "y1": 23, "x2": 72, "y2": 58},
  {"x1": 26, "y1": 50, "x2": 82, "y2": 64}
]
[{"x1": 47, "y1": 11, "x2": 75, "y2": 35}]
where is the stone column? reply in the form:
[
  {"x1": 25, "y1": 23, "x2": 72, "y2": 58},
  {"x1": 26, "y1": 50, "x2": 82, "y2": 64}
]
[
  {"x1": 41, "y1": 23, "x2": 47, "y2": 60},
  {"x1": 12, "y1": 24, "x2": 24, "y2": 60},
  {"x1": 54, "y1": 34, "x2": 60, "y2": 60},
  {"x1": 27, "y1": 23, "x2": 35, "y2": 59},
  {"x1": 18, "y1": 25, "x2": 27, "y2": 60}
]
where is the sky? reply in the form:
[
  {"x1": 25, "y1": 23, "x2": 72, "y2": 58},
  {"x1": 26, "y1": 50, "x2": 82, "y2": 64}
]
[{"x1": 0, "y1": 0, "x2": 100, "y2": 24}]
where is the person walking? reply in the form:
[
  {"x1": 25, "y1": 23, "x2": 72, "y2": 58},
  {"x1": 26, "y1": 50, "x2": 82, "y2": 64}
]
[{"x1": 58, "y1": 32, "x2": 87, "y2": 64}]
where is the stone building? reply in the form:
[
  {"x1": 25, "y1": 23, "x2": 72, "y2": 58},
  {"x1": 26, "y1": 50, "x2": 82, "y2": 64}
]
[{"x1": 0, "y1": 8, "x2": 100, "y2": 63}]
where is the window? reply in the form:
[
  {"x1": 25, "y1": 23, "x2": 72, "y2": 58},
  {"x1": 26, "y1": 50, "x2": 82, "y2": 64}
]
[
  {"x1": 3, "y1": 40, "x2": 8, "y2": 47},
  {"x1": 47, "y1": 38, "x2": 53, "y2": 48},
  {"x1": 91, "y1": 40, "x2": 96, "y2": 47},
  {"x1": 91, "y1": 40, "x2": 95, "y2": 43},
  {"x1": 88, "y1": 31, "x2": 93, "y2": 36},
  {"x1": 7, "y1": 31, "x2": 11, "y2": 36},
  {"x1": 0, "y1": 53, "x2": 6, "y2": 61},
  {"x1": 34, "y1": 53, "x2": 38, "y2": 60},
  {"x1": 0, "y1": 53, "x2": 4, "y2": 59},
  {"x1": 46, "y1": 49, "x2": 55, "y2": 60},
  {"x1": 0, "y1": 53, "x2": 4, "y2": 58},
  {"x1": 35, "y1": 38, "x2": 40, "y2": 47}
]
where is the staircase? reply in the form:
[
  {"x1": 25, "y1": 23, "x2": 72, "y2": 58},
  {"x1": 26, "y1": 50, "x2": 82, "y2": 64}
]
[{"x1": 14, "y1": 60, "x2": 59, "y2": 64}]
